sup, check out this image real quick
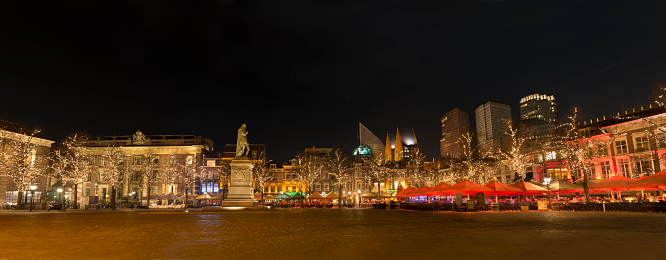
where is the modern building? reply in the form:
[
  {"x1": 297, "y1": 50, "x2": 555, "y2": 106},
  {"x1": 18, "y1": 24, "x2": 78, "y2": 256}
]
[
  {"x1": 358, "y1": 122, "x2": 384, "y2": 157},
  {"x1": 81, "y1": 130, "x2": 217, "y2": 207},
  {"x1": 440, "y1": 108, "x2": 470, "y2": 159},
  {"x1": 384, "y1": 128, "x2": 418, "y2": 164},
  {"x1": 475, "y1": 101, "x2": 512, "y2": 153},
  {"x1": 520, "y1": 94, "x2": 558, "y2": 123},
  {"x1": 0, "y1": 120, "x2": 54, "y2": 209},
  {"x1": 519, "y1": 94, "x2": 558, "y2": 139}
]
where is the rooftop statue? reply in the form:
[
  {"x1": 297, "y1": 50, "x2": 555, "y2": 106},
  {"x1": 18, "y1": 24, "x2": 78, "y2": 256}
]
[{"x1": 236, "y1": 124, "x2": 249, "y2": 158}]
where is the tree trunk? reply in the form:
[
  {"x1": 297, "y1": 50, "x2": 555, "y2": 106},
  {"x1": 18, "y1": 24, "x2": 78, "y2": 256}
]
[
  {"x1": 146, "y1": 184, "x2": 151, "y2": 207},
  {"x1": 111, "y1": 186, "x2": 116, "y2": 210},
  {"x1": 16, "y1": 191, "x2": 23, "y2": 210},
  {"x1": 73, "y1": 183, "x2": 78, "y2": 209},
  {"x1": 338, "y1": 183, "x2": 343, "y2": 208},
  {"x1": 583, "y1": 169, "x2": 590, "y2": 203}
]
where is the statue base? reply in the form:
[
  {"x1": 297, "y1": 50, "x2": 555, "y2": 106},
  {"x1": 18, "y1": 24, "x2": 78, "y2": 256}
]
[{"x1": 220, "y1": 159, "x2": 258, "y2": 207}]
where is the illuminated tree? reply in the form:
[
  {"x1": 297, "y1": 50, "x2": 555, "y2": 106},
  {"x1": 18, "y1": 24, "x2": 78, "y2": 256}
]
[
  {"x1": 328, "y1": 147, "x2": 350, "y2": 207},
  {"x1": 557, "y1": 106, "x2": 614, "y2": 202},
  {"x1": 0, "y1": 128, "x2": 48, "y2": 209},
  {"x1": 50, "y1": 134, "x2": 94, "y2": 210},
  {"x1": 141, "y1": 149, "x2": 159, "y2": 206},
  {"x1": 100, "y1": 146, "x2": 128, "y2": 210},
  {"x1": 499, "y1": 121, "x2": 533, "y2": 182},
  {"x1": 179, "y1": 155, "x2": 199, "y2": 204},
  {"x1": 448, "y1": 132, "x2": 490, "y2": 183},
  {"x1": 363, "y1": 151, "x2": 385, "y2": 201},
  {"x1": 252, "y1": 152, "x2": 273, "y2": 205}
]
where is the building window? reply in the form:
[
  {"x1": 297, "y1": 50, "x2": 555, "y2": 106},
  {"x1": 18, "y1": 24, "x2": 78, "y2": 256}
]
[
  {"x1": 153, "y1": 158, "x2": 159, "y2": 164},
  {"x1": 277, "y1": 187, "x2": 282, "y2": 192},
  {"x1": 635, "y1": 136, "x2": 649, "y2": 152},
  {"x1": 85, "y1": 188, "x2": 91, "y2": 197},
  {"x1": 270, "y1": 186, "x2": 275, "y2": 193},
  {"x1": 264, "y1": 187, "x2": 269, "y2": 193},
  {"x1": 599, "y1": 161, "x2": 611, "y2": 179},
  {"x1": 615, "y1": 140, "x2": 628, "y2": 155},
  {"x1": 134, "y1": 156, "x2": 141, "y2": 165},
  {"x1": 207, "y1": 160, "x2": 216, "y2": 166},
  {"x1": 152, "y1": 170, "x2": 159, "y2": 181},
  {"x1": 545, "y1": 151, "x2": 556, "y2": 161},
  {"x1": 618, "y1": 159, "x2": 630, "y2": 177},
  {"x1": 151, "y1": 187, "x2": 157, "y2": 194},
  {"x1": 634, "y1": 159, "x2": 653, "y2": 176}
]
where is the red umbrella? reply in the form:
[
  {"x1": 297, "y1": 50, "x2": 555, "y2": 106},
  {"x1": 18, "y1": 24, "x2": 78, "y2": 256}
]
[
  {"x1": 589, "y1": 175, "x2": 636, "y2": 191},
  {"x1": 408, "y1": 185, "x2": 431, "y2": 197},
  {"x1": 440, "y1": 179, "x2": 493, "y2": 195},
  {"x1": 511, "y1": 180, "x2": 550, "y2": 194},
  {"x1": 628, "y1": 171, "x2": 666, "y2": 190},
  {"x1": 485, "y1": 180, "x2": 523, "y2": 195},
  {"x1": 395, "y1": 187, "x2": 416, "y2": 197},
  {"x1": 423, "y1": 182, "x2": 453, "y2": 196}
]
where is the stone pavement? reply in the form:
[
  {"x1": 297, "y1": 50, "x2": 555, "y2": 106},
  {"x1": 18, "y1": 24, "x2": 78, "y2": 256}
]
[{"x1": 1, "y1": 208, "x2": 664, "y2": 259}]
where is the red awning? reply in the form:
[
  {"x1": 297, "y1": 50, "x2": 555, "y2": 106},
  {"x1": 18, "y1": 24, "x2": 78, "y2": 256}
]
[
  {"x1": 484, "y1": 180, "x2": 523, "y2": 195},
  {"x1": 395, "y1": 187, "x2": 416, "y2": 197},
  {"x1": 407, "y1": 185, "x2": 431, "y2": 197},
  {"x1": 423, "y1": 182, "x2": 453, "y2": 196},
  {"x1": 439, "y1": 179, "x2": 494, "y2": 195},
  {"x1": 589, "y1": 175, "x2": 636, "y2": 191},
  {"x1": 628, "y1": 171, "x2": 666, "y2": 190},
  {"x1": 511, "y1": 180, "x2": 550, "y2": 194}
]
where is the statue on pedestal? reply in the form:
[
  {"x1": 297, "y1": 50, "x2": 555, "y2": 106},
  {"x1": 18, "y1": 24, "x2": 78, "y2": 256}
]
[{"x1": 236, "y1": 124, "x2": 250, "y2": 158}]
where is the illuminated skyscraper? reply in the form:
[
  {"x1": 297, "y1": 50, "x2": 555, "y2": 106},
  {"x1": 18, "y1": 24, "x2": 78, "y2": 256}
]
[
  {"x1": 519, "y1": 94, "x2": 557, "y2": 123},
  {"x1": 519, "y1": 94, "x2": 558, "y2": 138},
  {"x1": 475, "y1": 101, "x2": 511, "y2": 153},
  {"x1": 440, "y1": 108, "x2": 470, "y2": 159}
]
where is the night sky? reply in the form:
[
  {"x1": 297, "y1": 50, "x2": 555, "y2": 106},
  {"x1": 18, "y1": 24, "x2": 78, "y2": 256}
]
[{"x1": 2, "y1": 0, "x2": 666, "y2": 163}]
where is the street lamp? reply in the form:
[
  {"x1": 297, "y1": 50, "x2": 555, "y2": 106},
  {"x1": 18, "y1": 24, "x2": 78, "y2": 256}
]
[
  {"x1": 29, "y1": 185, "x2": 37, "y2": 212},
  {"x1": 357, "y1": 190, "x2": 361, "y2": 207}
]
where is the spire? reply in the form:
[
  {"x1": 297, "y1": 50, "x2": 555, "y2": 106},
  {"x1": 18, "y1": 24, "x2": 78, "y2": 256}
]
[
  {"x1": 394, "y1": 128, "x2": 403, "y2": 161},
  {"x1": 385, "y1": 133, "x2": 392, "y2": 162}
]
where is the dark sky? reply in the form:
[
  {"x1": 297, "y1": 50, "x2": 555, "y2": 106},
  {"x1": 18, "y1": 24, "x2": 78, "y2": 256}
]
[{"x1": 2, "y1": 0, "x2": 666, "y2": 163}]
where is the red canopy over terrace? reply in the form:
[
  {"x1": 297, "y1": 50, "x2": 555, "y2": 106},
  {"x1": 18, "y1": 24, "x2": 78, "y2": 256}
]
[
  {"x1": 440, "y1": 179, "x2": 493, "y2": 195},
  {"x1": 484, "y1": 180, "x2": 523, "y2": 195},
  {"x1": 547, "y1": 179, "x2": 585, "y2": 194},
  {"x1": 395, "y1": 187, "x2": 416, "y2": 197},
  {"x1": 408, "y1": 185, "x2": 431, "y2": 197},
  {"x1": 511, "y1": 180, "x2": 550, "y2": 194},
  {"x1": 423, "y1": 182, "x2": 453, "y2": 196},
  {"x1": 589, "y1": 175, "x2": 636, "y2": 191},
  {"x1": 628, "y1": 171, "x2": 666, "y2": 190}
]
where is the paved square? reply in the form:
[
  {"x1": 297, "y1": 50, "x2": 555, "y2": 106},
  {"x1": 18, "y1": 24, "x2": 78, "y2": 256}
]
[{"x1": 2, "y1": 209, "x2": 665, "y2": 259}]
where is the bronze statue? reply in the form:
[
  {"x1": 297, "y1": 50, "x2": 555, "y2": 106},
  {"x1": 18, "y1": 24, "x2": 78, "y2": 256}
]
[{"x1": 236, "y1": 124, "x2": 249, "y2": 158}]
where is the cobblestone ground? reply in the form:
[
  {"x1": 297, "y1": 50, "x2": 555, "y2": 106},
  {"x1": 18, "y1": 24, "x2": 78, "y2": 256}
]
[{"x1": 1, "y1": 208, "x2": 665, "y2": 260}]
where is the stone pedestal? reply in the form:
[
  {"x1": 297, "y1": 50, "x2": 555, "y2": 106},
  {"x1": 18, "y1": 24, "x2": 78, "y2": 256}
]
[{"x1": 221, "y1": 159, "x2": 258, "y2": 207}]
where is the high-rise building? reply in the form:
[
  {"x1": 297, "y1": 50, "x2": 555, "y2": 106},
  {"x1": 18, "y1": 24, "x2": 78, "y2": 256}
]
[
  {"x1": 475, "y1": 101, "x2": 512, "y2": 153},
  {"x1": 358, "y1": 122, "x2": 384, "y2": 157},
  {"x1": 384, "y1": 128, "x2": 418, "y2": 164},
  {"x1": 440, "y1": 108, "x2": 470, "y2": 159},
  {"x1": 519, "y1": 94, "x2": 558, "y2": 138},
  {"x1": 520, "y1": 94, "x2": 557, "y2": 123}
]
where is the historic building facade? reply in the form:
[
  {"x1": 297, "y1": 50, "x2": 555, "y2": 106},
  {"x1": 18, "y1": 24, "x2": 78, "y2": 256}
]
[
  {"x1": 0, "y1": 120, "x2": 54, "y2": 209},
  {"x1": 80, "y1": 130, "x2": 217, "y2": 207}
]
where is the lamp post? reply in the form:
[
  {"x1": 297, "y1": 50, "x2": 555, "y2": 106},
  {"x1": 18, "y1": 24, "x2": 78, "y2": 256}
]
[
  {"x1": 357, "y1": 190, "x2": 361, "y2": 207},
  {"x1": 29, "y1": 185, "x2": 37, "y2": 212},
  {"x1": 57, "y1": 188, "x2": 63, "y2": 211}
]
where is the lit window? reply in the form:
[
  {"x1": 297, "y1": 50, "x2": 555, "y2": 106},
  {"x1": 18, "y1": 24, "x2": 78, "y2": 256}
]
[{"x1": 615, "y1": 140, "x2": 628, "y2": 154}]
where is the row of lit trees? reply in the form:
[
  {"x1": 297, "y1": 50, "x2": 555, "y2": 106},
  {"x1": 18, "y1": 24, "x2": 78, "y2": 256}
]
[{"x1": 0, "y1": 129, "x2": 213, "y2": 210}]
